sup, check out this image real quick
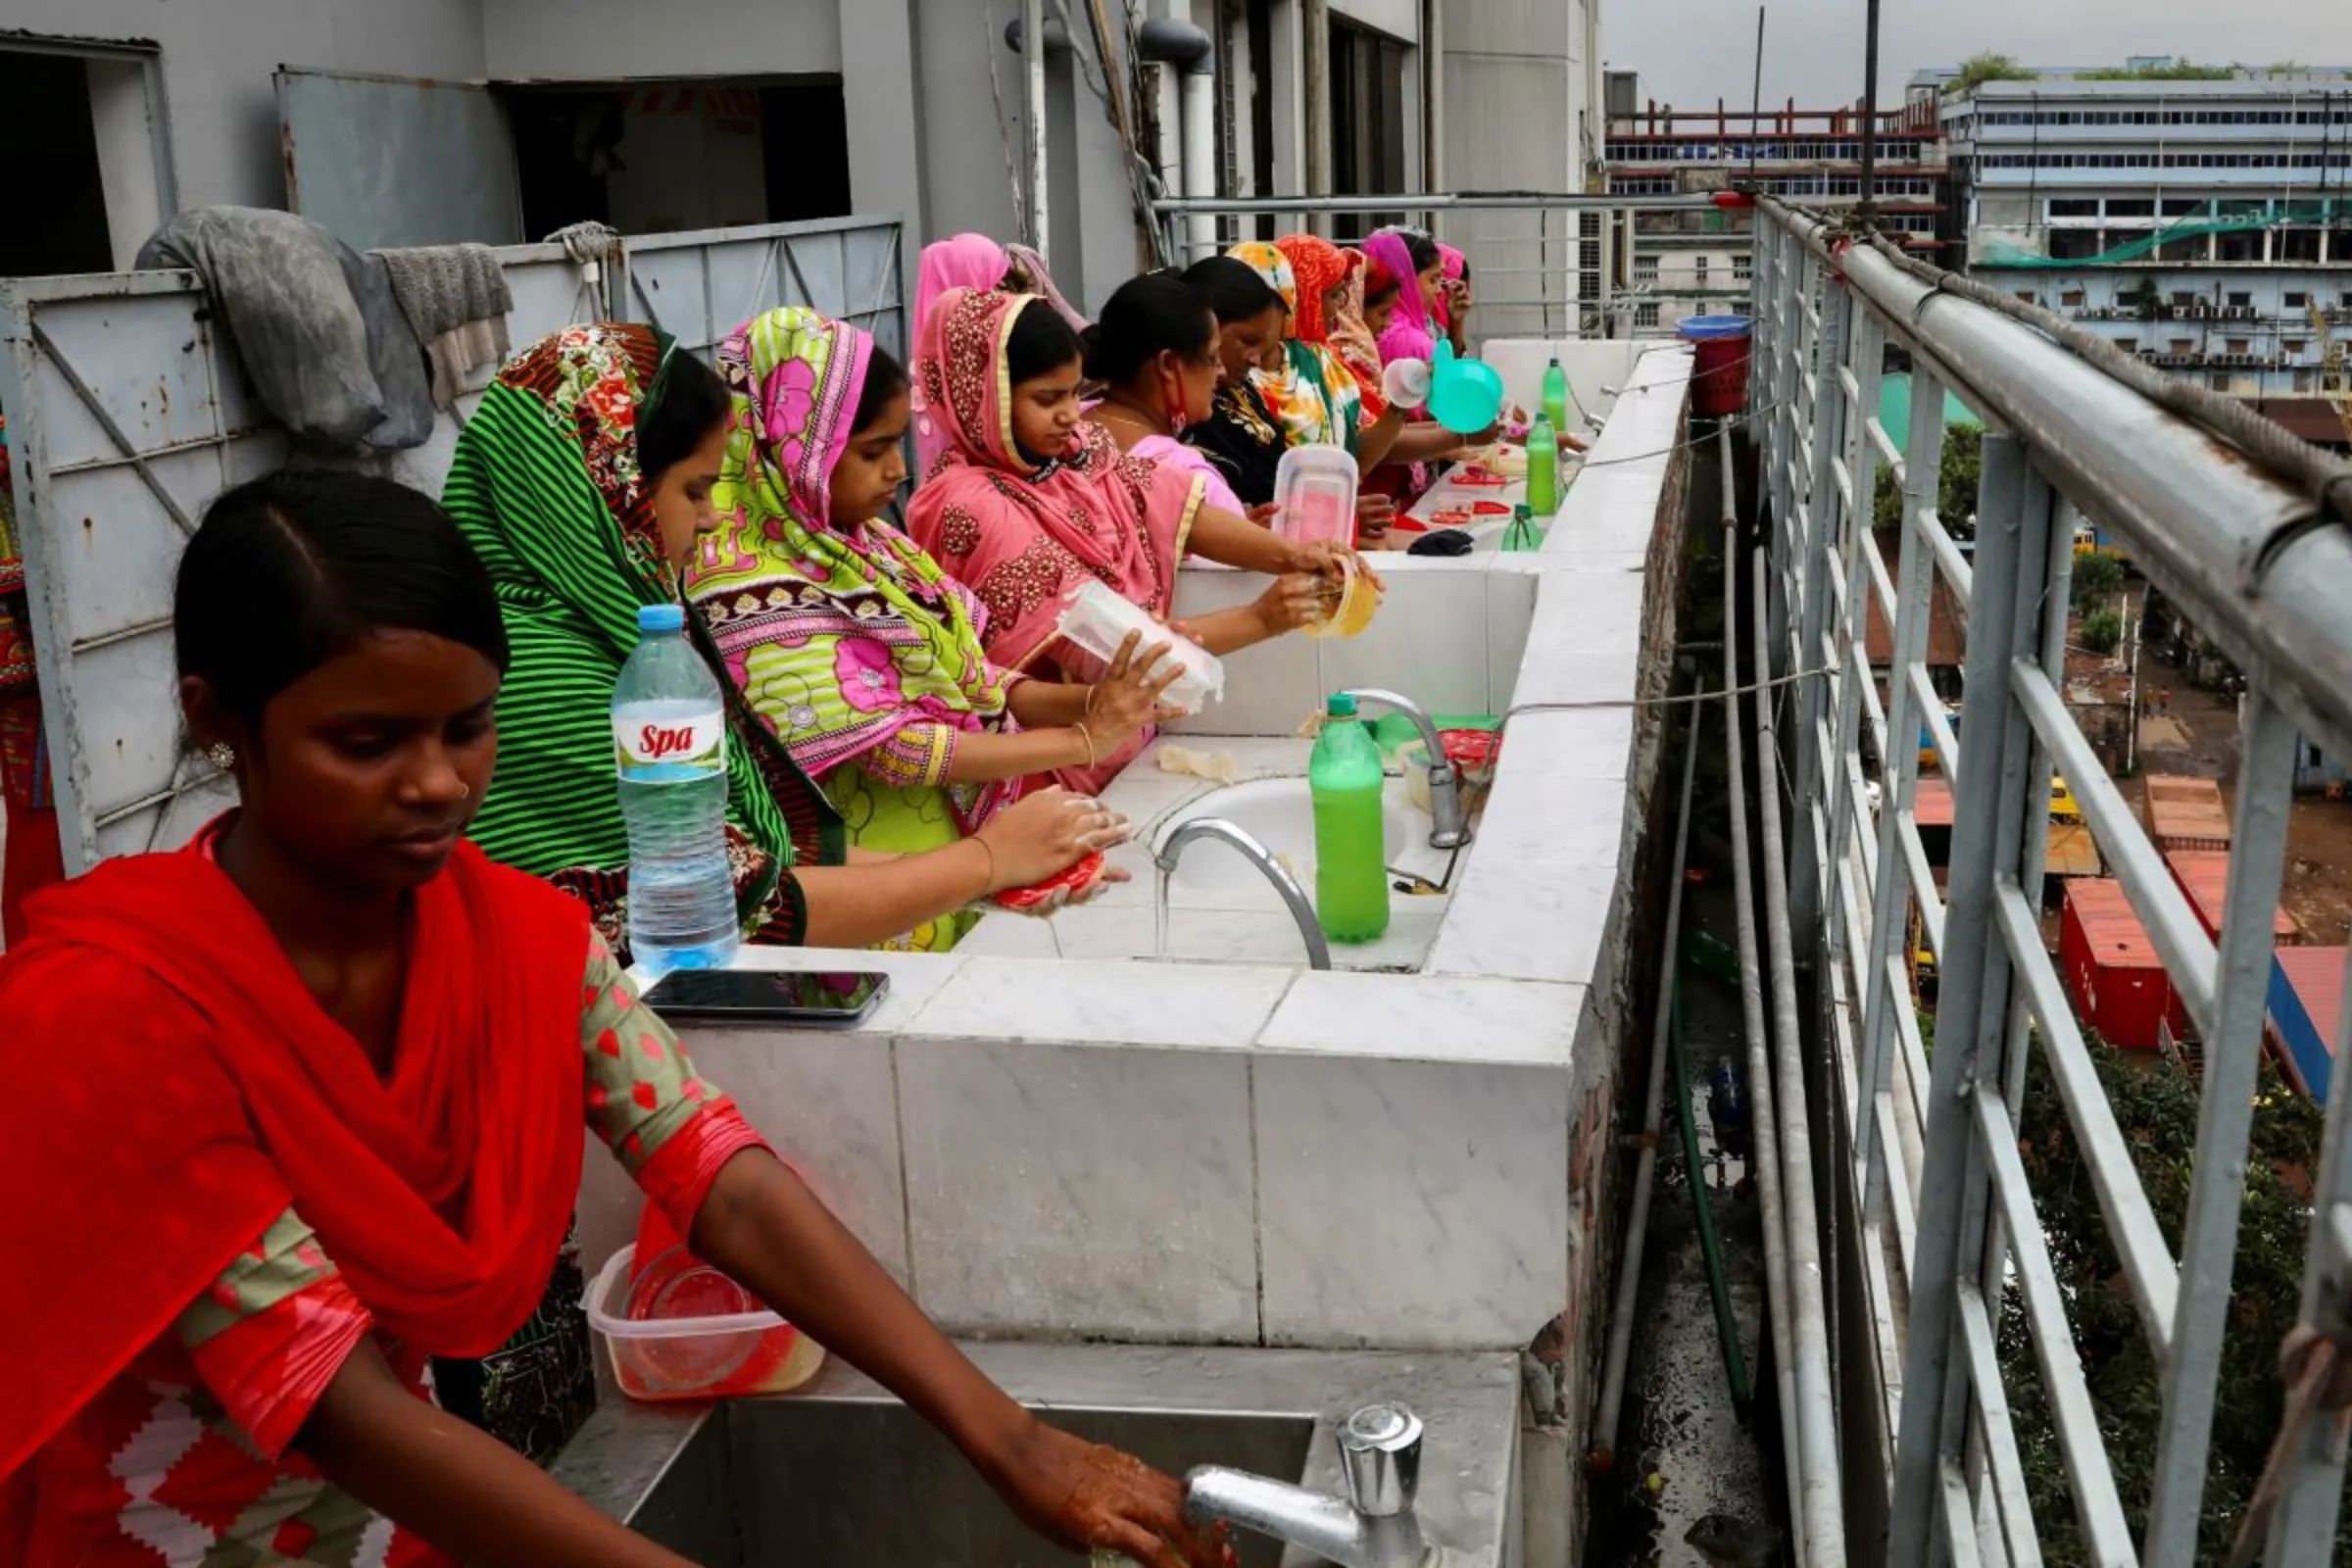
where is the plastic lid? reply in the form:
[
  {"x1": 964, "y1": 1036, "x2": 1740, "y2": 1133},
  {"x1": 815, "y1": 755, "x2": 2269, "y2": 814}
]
[
  {"x1": 638, "y1": 604, "x2": 687, "y2": 633},
  {"x1": 1326, "y1": 693, "x2": 1358, "y2": 718}
]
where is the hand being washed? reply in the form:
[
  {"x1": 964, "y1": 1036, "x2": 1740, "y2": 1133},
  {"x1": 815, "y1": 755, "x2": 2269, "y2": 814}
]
[{"x1": 984, "y1": 1415, "x2": 1235, "y2": 1568}]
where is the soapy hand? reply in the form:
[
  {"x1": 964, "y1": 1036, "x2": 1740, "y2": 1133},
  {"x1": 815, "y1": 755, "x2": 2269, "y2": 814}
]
[
  {"x1": 1252, "y1": 571, "x2": 1337, "y2": 636},
  {"x1": 986, "y1": 1418, "x2": 1234, "y2": 1568},
  {"x1": 975, "y1": 787, "x2": 1131, "y2": 891},
  {"x1": 1083, "y1": 631, "x2": 1187, "y2": 750}
]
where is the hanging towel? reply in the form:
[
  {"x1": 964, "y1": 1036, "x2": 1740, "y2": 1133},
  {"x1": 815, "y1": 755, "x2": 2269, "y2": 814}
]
[
  {"x1": 374, "y1": 243, "x2": 516, "y2": 408},
  {"x1": 135, "y1": 206, "x2": 435, "y2": 452}
]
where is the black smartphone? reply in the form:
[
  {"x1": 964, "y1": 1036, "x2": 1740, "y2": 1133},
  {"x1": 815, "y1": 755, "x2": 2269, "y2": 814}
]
[{"x1": 641, "y1": 968, "x2": 892, "y2": 1028}]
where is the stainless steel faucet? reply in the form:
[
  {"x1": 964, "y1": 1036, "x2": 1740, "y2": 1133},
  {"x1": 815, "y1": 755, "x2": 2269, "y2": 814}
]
[
  {"x1": 1185, "y1": 1402, "x2": 1431, "y2": 1568},
  {"x1": 1152, "y1": 817, "x2": 1332, "y2": 971},
  {"x1": 1341, "y1": 689, "x2": 1471, "y2": 851}
]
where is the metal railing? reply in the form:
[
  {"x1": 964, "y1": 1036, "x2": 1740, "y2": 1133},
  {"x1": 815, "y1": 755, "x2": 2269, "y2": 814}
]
[
  {"x1": 1145, "y1": 192, "x2": 1730, "y2": 338},
  {"x1": 1751, "y1": 193, "x2": 2352, "y2": 1564}
]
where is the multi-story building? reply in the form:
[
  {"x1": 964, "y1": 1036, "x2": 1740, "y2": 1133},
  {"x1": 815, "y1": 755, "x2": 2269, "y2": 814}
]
[
  {"x1": 0, "y1": 0, "x2": 1600, "y2": 325},
  {"x1": 1932, "y1": 61, "x2": 2352, "y2": 446},
  {"x1": 1603, "y1": 82, "x2": 1946, "y2": 330}
]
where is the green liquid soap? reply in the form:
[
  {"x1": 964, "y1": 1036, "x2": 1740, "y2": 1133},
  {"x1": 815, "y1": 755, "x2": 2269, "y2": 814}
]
[
  {"x1": 1310, "y1": 694, "x2": 1391, "y2": 944},
  {"x1": 1542, "y1": 356, "x2": 1570, "y2": 435},
  {"x1": 1525, "y1": 412, "x2": 1559, "y2": 517}
]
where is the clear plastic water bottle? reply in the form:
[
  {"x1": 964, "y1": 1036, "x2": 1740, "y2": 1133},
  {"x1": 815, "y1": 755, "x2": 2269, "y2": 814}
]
[{"x1": 612, "y1": 604, "x2": 738, "y2": 973}]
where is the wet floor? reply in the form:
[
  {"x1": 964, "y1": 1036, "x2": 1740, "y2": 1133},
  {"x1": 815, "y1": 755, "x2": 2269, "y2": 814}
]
[{"x1": 1585, "y1": 865, "x2": 1787, "y2": 1568}]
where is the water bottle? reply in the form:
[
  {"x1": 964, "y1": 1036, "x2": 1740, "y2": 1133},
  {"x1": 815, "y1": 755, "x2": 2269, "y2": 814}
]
[
  {"x1": 1542, "y1": 355, "x2": 1571, "y2": 435},
  {"x1": 612, "y1": 604, "x2": 739, "y2": 973},
  {"x1": 1309, "y1": 694, "x2": 1391, "y2": 944},
  {"x1": 1526, "y1": 411, "x2": 1560, "y2": 517}
]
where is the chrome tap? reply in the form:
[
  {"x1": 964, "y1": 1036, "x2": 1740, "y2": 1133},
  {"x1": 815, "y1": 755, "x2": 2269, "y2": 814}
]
[
  {"x1": 1185, "y1": 1402, "x2": 1431, "y2": 1568},
  {"x1": 1340, "y1": 690, "x2": 1471, "y2": 851},
  {"x1": 1152, "y1": 818, "x2": 1331, "y2": 971}
]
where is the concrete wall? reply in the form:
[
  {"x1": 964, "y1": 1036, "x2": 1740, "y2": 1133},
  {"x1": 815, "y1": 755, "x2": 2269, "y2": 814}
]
[
  {"x1": 5, "y1": 0, "x2": 489, "y2": 212},
  {"x1": 482, "y1": 0, "x2": 840, "y2": 80}
]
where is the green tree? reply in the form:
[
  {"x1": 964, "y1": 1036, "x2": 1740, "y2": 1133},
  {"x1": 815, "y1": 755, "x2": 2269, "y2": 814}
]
[
  {"x1": 1952, "y1": 53, "x2": 2039, "y2": 95},
  {"x1": 1998, "y1": 1037, "x2": 2338, "y2": 1562},
  {"x1": 2072, "y1": 549, "x2": 2126, "y2": 611},
  {"x1": 2078, "y1": 60, "x2": 2237, "y2": 81},
  {"x1": 2081, "y1": 609, "x2": 2125, "y2": 654},
  {"x1": 1874, "y1": 422, "x2": 1984, "y2": 539}
]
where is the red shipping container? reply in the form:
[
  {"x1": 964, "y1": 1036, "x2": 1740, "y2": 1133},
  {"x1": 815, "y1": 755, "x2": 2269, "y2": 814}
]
[
  {"x1": 2143, "y1": 774, "x2": 2231, "y2": 855},
  {"x1": 2059, "y1": 878, "x2": 2176, "y2": 1052},
  {"x1": 2164, "y1": 850, "x2": 2302, "y2": 948}
]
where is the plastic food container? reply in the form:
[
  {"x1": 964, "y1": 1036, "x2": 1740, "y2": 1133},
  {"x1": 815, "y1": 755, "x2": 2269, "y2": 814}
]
[
  {"x1": 586, "y1": 1243, "x2": 827, "y2": 1402},
  {"x1": 1055, "y1": 579, "x2": 1224, "y2": 712},
  {"x1": 1272, "y1": 444, "x2": 1359, "y2": 552},
  {"x1": 1304, "y1": 555, "x2": 1380, "y2": 641}
]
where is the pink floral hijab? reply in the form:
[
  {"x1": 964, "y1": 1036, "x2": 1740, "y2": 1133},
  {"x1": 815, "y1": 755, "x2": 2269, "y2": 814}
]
[{"x1": 684, "y1": 307, "x2": 1022, "y2": 833}]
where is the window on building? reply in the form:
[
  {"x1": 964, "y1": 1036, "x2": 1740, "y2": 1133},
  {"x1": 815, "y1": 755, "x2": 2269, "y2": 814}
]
[
  {"x1": 2049, "y1": 198, "x2": 2100, "y2": 219},
  {"x1": 2210, "y1": 373, "x2": 2231, "y2": 391},
  {"x1": 1734, "y1": 253, "x2": 1752, "y2": 282},
  {"x1": 0, "y1": 44, "x2": 171, "y2": 274},
  {"x1": 1329, "y1": 17, "x2": 1410, "y2": 216},
  {"x1": 2227, "y1": 338, "x2": 2250, "y2": 355},
  {"x1": 1634, "y1": 255, "x2": 1658, "y2": 283},
  {"x1": 1694, "y1": 256, "x2": 1709, "y2": 284},
  {"x1": 2284, "y1": 339, "x2": 2307, "y2": 357},
  {"x1": 2171, "y1": 339, "x2": 2196, "y2": 355},
  {"x1": 2106, "y1": 198, "x2": 2156, "y2": 219},
  {"x1": 2061, "y1": 289, "x2": 2086, "y2": 308},
  {"x1": 1636, "y1": 302, "x2": 1661, "y2": 329},
  {"x1": 2116, "y1": 338, "x2": 2139, "y2": 354},
  {"x1": 2229, "y1": 291, "x2": 2254, "y2": 308},
  {"x1": 2295, "y1": 370, "x2": 2316, "y2": 393},
  {"x1": 2285, "y1": 291, "x2": 2309, "y2": 309},
  {"x1": 2015, "y1": 290, "x2": 2038, "y2": 306},
  {"x1": 2171, "y1": 291, "x2": 2197, "y2": 309}
]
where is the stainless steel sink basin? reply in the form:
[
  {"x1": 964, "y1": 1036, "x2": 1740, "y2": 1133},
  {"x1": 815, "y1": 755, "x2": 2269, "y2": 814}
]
[
  {"x1": 552, "y1": 1342, "x2": 1524, "y2": 1567},
  {"x1": 619, "y1": 1400, "x2": 1308, "y2": 1565}
]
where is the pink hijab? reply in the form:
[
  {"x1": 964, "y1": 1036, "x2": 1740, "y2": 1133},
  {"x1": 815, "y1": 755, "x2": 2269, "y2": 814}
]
[
  {"x1": 1361, "y1": 230, "x2": 1437, "y2": 369},
  {"x1": 1434, "y1": 243, "x2": 1466, "y2": 331},
  {"x1": 905, "y1": 288, "x2": 1205, "y2": 794},
  {"x1": 911, "y1": 235, "x2": 1090, "y2": 480}
]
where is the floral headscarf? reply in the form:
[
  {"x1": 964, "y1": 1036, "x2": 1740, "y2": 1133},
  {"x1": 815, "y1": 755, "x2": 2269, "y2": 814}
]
[
  {"x1": 685, "y1": 308, "x2": 1021, "y2": 836},
  {"x1": 1323, "y1": 248, "x2": 1389, "y2": 417},
  {"x1": 905, "y1": 287, "x2": 1204, "y2": 794},
  {"x1": 445, "y1": 324, "x2": 841, "y2": 952},
  {"x1": 1274, "y1": 234, "x2": 1350, "y2": 345},
  {"x1": 1220, "y1": 240, "x2": 1363, "y2": 453}
]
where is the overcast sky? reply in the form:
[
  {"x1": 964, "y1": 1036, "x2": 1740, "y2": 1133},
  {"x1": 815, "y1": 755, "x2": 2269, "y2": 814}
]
[{"x1": 1604, "y1": 1, "x2": 2338, "y2": 115}]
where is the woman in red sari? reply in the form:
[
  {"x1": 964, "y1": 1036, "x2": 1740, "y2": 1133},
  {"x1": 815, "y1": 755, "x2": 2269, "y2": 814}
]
[{"x1": 0, "y1": 469, "x2": 1225, "y2": 1568}]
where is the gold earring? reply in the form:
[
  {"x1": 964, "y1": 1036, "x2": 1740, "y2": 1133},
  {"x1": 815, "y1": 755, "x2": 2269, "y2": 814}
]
[{"x1": 206, "y1": 743, "x2": 235, "y2": 770}]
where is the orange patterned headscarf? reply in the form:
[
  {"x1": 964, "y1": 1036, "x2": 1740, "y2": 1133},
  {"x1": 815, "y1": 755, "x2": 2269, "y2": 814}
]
[{"x1": 1275, "y1": 233, "x2": 1352, "y2": 346}]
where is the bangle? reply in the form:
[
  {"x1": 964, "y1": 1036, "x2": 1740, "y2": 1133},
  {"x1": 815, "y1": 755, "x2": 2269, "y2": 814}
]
[
  {"x1": 1071, "y1": 724, "x2": 1098, "y2": 767},
  {"x1": 968, "y1": 833, "x2": 999, "y2": 894},
  {"x1": 1083, "y1": 682, "x2": 1100, "y2": 716}
]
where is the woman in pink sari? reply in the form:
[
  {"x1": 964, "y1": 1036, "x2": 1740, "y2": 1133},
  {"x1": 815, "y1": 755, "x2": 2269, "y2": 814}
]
[
  {"x1": 1362, "y1": 228, "x2": 1445, "y2": 372},
  {"x1": 905, "y1": 287, "x2": 1346, "y2": 793},
  {"x1": 911, "y1": 234, "x2": 1087, "y2": 480}
]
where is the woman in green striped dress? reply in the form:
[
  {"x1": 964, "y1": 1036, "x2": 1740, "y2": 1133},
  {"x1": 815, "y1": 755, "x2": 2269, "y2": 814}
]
[{"x1": 442, "y1": 323, "x2": 1129, "y2": 955}]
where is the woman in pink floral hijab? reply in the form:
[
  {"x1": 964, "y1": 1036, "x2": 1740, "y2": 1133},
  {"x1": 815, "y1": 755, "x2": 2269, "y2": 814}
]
[{"x1": 685, "y1": 308, "x2": 1167, "y2": 950}]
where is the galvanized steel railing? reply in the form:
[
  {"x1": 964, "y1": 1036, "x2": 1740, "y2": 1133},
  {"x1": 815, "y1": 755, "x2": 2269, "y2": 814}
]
[{"x1": 1751, "y1": 195, "x2": 2352, "y2": 1564}]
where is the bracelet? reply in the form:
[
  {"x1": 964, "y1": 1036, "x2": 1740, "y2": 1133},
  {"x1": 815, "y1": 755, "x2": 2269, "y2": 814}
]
[
  {"x1": 968, "y1": 833, "x2": 999, "y2": 894},
  {"x1": 1071, "y1": 724, "x2": 1099, "y2": 767},
  {"x1": 1083, "y1": 682, "x2": 1100, "y2": 716}
]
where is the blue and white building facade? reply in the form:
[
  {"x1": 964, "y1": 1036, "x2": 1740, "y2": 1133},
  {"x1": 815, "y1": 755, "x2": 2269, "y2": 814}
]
[{"x1": 1930, "y1": 64, "x2": 2352, "y2": 440}]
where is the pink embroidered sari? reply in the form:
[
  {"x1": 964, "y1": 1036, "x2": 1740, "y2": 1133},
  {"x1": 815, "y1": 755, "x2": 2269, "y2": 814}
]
[{"x1": 905, "y1": 287, "x2": 1206, "y2": 794}]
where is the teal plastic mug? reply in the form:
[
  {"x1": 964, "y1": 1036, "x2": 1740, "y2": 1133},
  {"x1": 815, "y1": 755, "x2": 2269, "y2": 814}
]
[{"x1": 1427, "y1": 341, "x2": 1504, "y2": 434}]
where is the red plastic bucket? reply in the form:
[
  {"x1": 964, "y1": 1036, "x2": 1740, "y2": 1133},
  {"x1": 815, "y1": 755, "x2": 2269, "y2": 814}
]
[{"x1": 1678, "y1": 316, "x2": 1752, "y2": 417}]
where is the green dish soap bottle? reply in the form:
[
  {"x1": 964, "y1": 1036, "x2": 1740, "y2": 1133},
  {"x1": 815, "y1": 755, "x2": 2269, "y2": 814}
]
[
  {"x1": 1542, "y1": 355, "x2": 1570, "y2": 434},
  {"x1": 1526, "y1": 411, "x2": 1560, "y2": 517},
  {"x1": 1310, "y1": 694, "x2": 1391, "y2": 944}
]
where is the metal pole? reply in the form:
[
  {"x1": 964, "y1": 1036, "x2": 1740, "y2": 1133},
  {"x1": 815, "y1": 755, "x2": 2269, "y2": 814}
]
[
  {"x1": 1753, "y1": 545, "x2": 1849, "y2": 1568},
  {"x1": 1023, "y1": 0, "x2": 1050, "y2": 262},
  {"x1": 1748, "y1": 7, "x2": 1765, "y2": 185},
  {"x1": 1303, "y1": 0, "x2": 1331, "y2": 226},
  {"x1": 1591, "y1": 683, "x2": 1707, "y2": 1466},
  {"x1": 1723, "y1": 427, "x2": 1807, "y2": 1561},
  {"x1": 1857, "y1": 0, "x2": 1881, "y2": 225}
]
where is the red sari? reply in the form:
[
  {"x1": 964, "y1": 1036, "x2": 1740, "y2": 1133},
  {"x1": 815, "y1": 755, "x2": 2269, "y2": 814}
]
[{"x1": 0, "y1": 836, "x2": 654, "y2": 1562}]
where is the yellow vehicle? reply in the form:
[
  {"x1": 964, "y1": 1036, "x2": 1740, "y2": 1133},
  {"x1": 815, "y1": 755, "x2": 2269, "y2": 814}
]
[
  {"x1": 2049, "y1": 774, "x2": 2082, "y2": 823},
  {"x1": 1910, "y1": 902, "x2": 1937, "y2": 1002}
]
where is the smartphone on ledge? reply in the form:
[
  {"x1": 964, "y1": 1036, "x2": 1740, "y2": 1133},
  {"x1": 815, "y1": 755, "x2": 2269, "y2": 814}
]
[{"x1": 641, "y1": 968, "x2": 892, "y2": 1029}]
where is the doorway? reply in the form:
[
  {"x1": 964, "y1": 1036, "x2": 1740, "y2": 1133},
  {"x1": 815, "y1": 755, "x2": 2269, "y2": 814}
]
[{"x1": 0, "y1": 41, "x2": 172, "y2": 276}]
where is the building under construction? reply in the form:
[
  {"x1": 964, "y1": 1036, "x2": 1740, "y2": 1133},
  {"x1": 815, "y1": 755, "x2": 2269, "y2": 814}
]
[{"x1": 1931, "y1": 61, "x2": 2352, "y2": 447}]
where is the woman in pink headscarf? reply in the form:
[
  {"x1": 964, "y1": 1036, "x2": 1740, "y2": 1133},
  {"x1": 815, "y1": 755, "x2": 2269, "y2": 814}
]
[
  {"x1": 1360, "y1": 228, "x2": 1445, "y2": 374},
  {"x1": 1435, "y1": 243, "x2": 1473, "y2": 355},
  {"x1": 911, "y1": 233, "x2": 1087, "y2": 479},
  {"x1": 906, "y1": 287, "x2": 1348, "y2": 793}
]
